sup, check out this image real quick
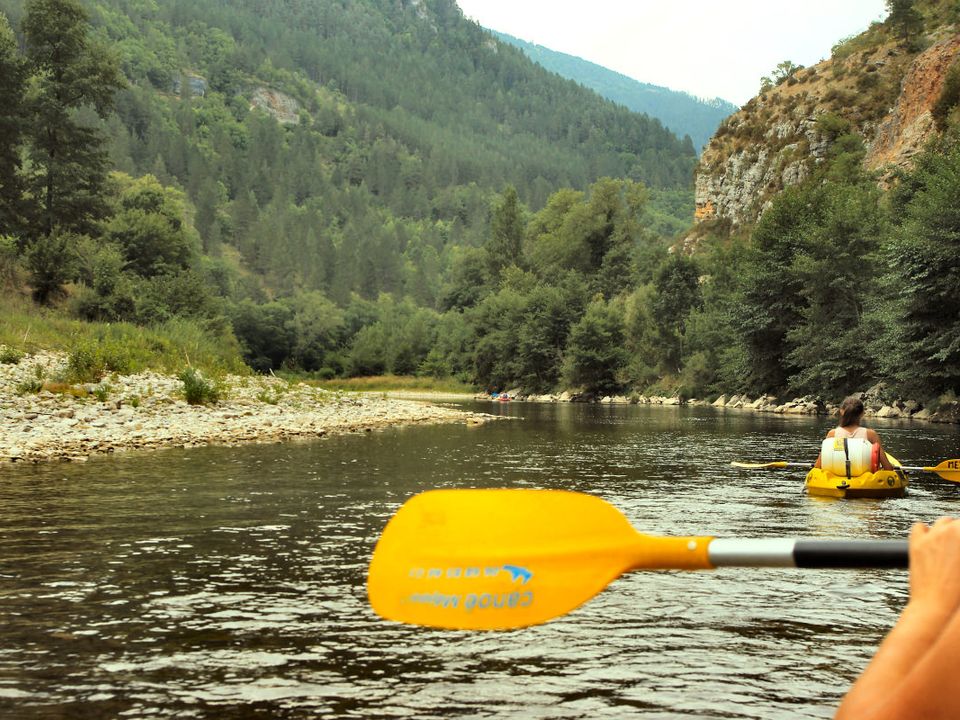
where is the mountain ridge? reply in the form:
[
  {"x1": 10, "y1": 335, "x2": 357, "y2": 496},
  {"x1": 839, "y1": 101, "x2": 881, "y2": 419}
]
[{"x1": 491, "y1": 29, "x2": 738, "y2": 151}]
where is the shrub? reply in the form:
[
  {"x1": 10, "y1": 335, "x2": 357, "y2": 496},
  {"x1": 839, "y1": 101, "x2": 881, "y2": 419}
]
[
  {"x1": 16, "y1": 365, "x2": 45, "y2": 395},
  {"x1": 65, "y1": 339, "x2": 134, "y2": 383},
  {"x1": 816, "y1": 112, "x2": 852, "y2": 138},
  {"x1": 933, "y1": 60, "x2": 960, "y2": 131},
  {"x1": 25, "y1": 230, "x2": 79, "y2": 305},
  {"x1": 255, "y1": 387, "x2": 281, "y2": 405},
  {"x1": 0, "y1": 345, "x2": 24, "y2": 364},
  {"x1": 178, "y1": 367, "x2": 222, "y2": 405},
  {"x1": 16, "y1": 378, "x2": 43, "y2": 395}
]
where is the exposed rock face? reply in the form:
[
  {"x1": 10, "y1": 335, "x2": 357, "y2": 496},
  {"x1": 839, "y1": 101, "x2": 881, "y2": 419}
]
[
  {"x1": 250, "y1": 87, "x2": 301, "y2": 125},
  {"x1": 693, "y1": 25, "x2": 960, "y2": 232},
  {"x1": 865, "y1": 34, "x2": 960, "y2": 171}
]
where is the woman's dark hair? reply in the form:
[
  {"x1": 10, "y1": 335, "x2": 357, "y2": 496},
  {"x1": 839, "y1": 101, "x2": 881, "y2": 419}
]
[{"x1": 839, "y1": 396, "x2": 865, "y2": 427}]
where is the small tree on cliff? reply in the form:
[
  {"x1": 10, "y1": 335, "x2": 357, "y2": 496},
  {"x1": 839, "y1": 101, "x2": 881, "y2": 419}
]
[
  {"x1": 760, "y1": 60, "x2": 803, "y2": 93},
  {"x1": 886, "y1": 0, "x2": 923, "y2": 47}
]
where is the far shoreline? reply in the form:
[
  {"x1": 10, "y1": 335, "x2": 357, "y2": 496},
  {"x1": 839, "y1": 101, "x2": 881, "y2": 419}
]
[{"x1": 428, "y1": 388, "x2": 960, "y2": 425}]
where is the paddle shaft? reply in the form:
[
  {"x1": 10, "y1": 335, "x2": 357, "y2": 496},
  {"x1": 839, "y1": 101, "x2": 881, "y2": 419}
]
[{"x1": 708, "y1": 538, "x2": 908, "y2": 568}]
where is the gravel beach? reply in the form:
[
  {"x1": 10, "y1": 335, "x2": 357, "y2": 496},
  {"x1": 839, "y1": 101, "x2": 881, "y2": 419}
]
[{"x1": 0, "y1": 352, "x2": 498, "y2": 464}]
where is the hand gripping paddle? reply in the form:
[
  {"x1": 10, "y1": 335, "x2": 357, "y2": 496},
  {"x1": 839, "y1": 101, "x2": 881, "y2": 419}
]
[{"x1": 367, "y1": 489, "x2": 907, "y2": 630}]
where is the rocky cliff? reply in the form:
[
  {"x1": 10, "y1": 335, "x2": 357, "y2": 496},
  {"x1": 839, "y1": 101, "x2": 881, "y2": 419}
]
[{"x1": 692, "y1": 11, "x2": 960, "y2": 235}]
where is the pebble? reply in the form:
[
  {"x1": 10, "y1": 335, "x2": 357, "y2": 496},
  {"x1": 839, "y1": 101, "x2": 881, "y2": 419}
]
[{"x1": 0, "y1": 351, "x2": 499, "y2": 464}]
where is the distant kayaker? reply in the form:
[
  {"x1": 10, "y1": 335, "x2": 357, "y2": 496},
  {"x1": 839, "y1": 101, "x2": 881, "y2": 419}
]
[
  {"x1": 835, "y1": 516, "x2": 960, "y2": 719},
  {"x1": 814, "y1": 395, "x2": 895, "y2": 472}
]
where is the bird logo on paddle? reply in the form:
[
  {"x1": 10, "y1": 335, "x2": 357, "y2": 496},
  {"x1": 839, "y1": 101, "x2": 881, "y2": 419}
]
[{"x1": 502, "y1": 564, "x2": 533, "y2": 584}]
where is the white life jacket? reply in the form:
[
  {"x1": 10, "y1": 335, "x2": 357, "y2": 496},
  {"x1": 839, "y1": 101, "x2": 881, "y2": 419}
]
[{"x1": 820, "y1": 436, "x2": 877, "y2": 477}]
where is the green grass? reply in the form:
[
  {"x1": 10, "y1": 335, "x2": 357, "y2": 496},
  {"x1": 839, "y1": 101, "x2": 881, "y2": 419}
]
[
  {"x1": 295, "y1": 374, "x2": 477, "y2": 394},
  {"x1": 0, "y1": 293, "x2": 249, "y2": 376}
]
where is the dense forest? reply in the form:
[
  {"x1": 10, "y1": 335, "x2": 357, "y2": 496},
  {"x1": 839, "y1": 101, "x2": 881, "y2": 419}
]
[
  {"x1": 492, "y1": 30, "x2": 739, "y2": 152},
  {"x1": 1, "y1": 0, "x2": 959, "y2": 408}
]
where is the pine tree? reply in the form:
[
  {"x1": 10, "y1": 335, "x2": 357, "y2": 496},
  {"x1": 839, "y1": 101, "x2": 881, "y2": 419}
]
[
  {"x1": 886, "y1": 0, "x2": 923, "y2": 46},
  {"x1": 22, "y1": 0, "x2": 124, "y2": 240},
  {"x1": 0, "y1": 14, "x2": 26, "y2": 237},
  {"x1": 485, "y1": 185, "x2": 525, "y2": 275}
]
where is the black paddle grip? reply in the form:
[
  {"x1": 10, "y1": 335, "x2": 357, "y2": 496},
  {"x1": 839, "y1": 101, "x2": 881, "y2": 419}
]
[{"x1": 793, "y1": 540, "x2": 909, "y2": 569}]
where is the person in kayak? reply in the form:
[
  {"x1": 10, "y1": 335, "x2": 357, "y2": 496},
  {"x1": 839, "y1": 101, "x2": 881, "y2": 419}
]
[
  {"x1": 814, "y1": 395, "x2": 895, "y2": 472},
  {"x1": 835, "y1": 516, "x2": 960, "y2": 719}
]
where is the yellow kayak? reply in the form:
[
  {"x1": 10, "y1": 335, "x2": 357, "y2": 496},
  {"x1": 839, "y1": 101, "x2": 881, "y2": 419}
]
[{"x1": 804, "y1": 453, "x2": 908, "y2": 499}]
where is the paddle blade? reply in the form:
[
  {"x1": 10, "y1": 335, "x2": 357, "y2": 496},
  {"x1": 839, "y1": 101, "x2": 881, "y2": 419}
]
[
  {"x1": 731, "y1": 461, "x2": 789, "y2": 469},
  {"x1": 367, "y1": 489, "x2": 645, "y2": 630},
  {"x1": 933, "y1": 460, "x2": 960, "y2": 483}
]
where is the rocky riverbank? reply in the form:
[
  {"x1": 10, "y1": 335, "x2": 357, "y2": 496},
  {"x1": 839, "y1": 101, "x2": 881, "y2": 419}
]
[
  {"x1": 0, "y1": 352, "x2": 498, "y2": 464},
  {"x1": 481, "y1": 386, "x2": 960, "y2": 423}
]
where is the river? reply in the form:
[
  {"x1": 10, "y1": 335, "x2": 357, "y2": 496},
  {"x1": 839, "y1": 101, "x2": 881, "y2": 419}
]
[{"x1": 1, "y1": 402, "x2": 959, "y2": 719}]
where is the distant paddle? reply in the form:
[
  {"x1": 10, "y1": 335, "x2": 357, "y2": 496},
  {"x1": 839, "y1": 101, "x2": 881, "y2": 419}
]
[
  {"x1": 730, "y1": 461, "x2": 812, "y2": 470},
  {"x1": 367, "y1": 489, "x2": 907, "y2": 630},
  {"x1": 731, "y1": 459, "x2": 960, "y2": 483},
  {"x1": 895, "y1": 460, "x2": 960, "y2": 483}
]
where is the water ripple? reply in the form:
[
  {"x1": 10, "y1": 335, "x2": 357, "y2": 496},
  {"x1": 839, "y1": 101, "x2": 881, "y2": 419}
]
[{"x1": 0, "y1": 404, "x2": 957, "y2": 718}]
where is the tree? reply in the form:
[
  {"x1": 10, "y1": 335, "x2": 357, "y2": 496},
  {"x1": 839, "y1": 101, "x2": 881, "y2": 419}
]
[
  {"x1": 485, "y1": 185, "x2": 525, "y2": 275},
  {"x1": 439, "y1": 246, "x2": 490, "y2": 311},
  {"x1": 104, "y1": 174, "x2": 196, "y2": 277},
  {"x1": 761, "y1": 60, "x2": 803, "y2": 92},
  {"x1": 230, "y1": 300, "x2": 296, "y2": 372},
  {"x1": 622, "y1": 284, "x2": 660, "y2": 388},
  {"x1": 561, "y1": 296, "x2": 628, "y2": 395},
  {"x1": 735, "y1": 186, "x2": 812, "y2": 394},
  {"x1": 882, "y1": 135, "x2": 960, "y2": 397},
  {"x1": 0, "y1": 14, "x2": 26, "y2": 237},
  {"x1": 471, "y1": 284, "x2": 529, "y2": 390},
  {"x1": 515, "y1": 277, "x2": 586, "y2": 392},
  {"x1": 651, "y1": 253, "x2": 702, "y2": 373},
  {"x1": 784, "y1": 182, "x2": 884, "y2": 397},
  {"x1": 886, "y1": 0, "x2": 923, "y2": 46},
  {"x1": 347, "y1": 322, "x2": 389, "y2": 376},
  {"x1": 525, "y1": 179, "x2": 646, "y2": 297},
  {"x1": 22, "y1": 0, "x2": 124, "y2": 239},
  {"x1": 681, "y1": 237, "x2": 750, "y2": 397},
  {"x1": 283, "y1": 291, "x2": 345, "y2": 372}
]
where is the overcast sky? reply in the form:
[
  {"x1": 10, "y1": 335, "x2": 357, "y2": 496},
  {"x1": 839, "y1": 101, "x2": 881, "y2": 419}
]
[{"x1": 455, "y1": 1, "x2": 889, "y2": 105}]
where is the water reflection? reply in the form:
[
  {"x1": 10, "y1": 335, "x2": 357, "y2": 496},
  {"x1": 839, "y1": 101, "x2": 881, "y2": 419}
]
[{"x1": 0, "y1": 404, "x2": 958, "y2": 718}]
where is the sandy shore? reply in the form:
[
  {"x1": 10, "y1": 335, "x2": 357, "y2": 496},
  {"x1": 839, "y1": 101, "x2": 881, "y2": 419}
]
[{"x1": 0, "y1": 353, "x2": 499, "y2": 464}]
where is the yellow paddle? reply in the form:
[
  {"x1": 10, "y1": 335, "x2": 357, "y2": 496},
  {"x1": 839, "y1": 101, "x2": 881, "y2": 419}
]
[
  {"x1": 367, "y1": 489, "x2": 907, "y2": 631},
  {"x1": 731, "y1": 459, "x2": 960, "y2": 483},
  {"x1": 894, "y1": 460, "x2": 960, "y2": 483}
]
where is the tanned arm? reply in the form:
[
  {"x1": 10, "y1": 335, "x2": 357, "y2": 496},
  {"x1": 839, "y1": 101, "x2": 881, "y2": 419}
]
[{"x1": 835, "y1": 519, "x2": 960, "y2": 719}]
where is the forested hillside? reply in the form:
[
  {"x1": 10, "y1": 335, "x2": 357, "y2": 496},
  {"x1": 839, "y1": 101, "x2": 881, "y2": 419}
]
[
  {"x1": 3, "y1": 0, "x2": 958, "y2": 411},
  {"x1": 0, "y1": 0, "x2": 696, "y2": 377},
  {"x1": 493, "y1": 30, "x2": 738, "y2": 152}
]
